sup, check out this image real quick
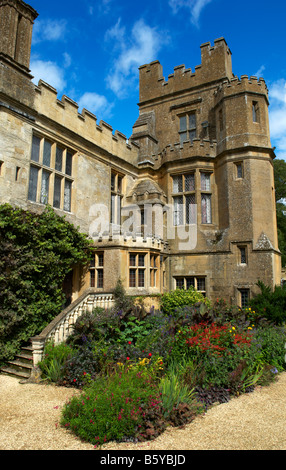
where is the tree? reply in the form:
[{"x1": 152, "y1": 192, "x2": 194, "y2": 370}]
[
  {"x1": 0, "y1": 204, "x2": 94, "y2": 363},
  {"x1": 273, "y1": 159, "x2": 286, "y2": 266}
]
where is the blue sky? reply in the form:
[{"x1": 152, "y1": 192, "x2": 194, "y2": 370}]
[{"x1": 29, "y1": 0, "x2": 286, "y2": 159}]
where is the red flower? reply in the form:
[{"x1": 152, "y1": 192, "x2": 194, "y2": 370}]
[
  {"x1": 127, "y1": 357, "x2": 130, "y2": 360},
  {"x1": 128, "y1": 341, "x2": 132, "y2": 344},
  {"x1": 148, "y1": 353, "x2": 152, "y2": 357}
]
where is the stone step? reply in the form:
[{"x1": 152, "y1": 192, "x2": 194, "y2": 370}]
[
  {"x1": 0, "y1": 366, "x2": 31, "y2": 380},
  {"x1": 0, "y1": 342, "x2": 34, "y2": 380},
  {"x1": 15, "y1": 353, "x2": 34, "y2": 365}
]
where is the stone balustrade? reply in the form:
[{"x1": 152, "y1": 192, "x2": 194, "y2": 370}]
[{"x1": 30, "y1": 289, "x2": 114, "y2": 367}]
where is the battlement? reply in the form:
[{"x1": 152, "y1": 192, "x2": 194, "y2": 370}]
[
  {"x1": 139, "y1": 38, "x2": 233, "y2": 105},
  {"x1": 154, "y1": 138, "x2": 217, "y2": 167},
  {"x1": 214, "y1": 74, "x2": 269, "y2": 103},
  {"x1": 34, "y1": 80, "x2": 139, "y2": 164},
  {"x1": 90, "y1": 232, "x2": 167, "y2": 251}
]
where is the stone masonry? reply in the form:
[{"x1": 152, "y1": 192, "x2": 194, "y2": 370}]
[{"x1": 0, "y1": 0, "x2": 281, "y2": 307}]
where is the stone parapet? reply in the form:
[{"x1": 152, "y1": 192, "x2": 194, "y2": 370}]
[{"x1": 34, "y1": 80, "x2": 139, "y2": 165}]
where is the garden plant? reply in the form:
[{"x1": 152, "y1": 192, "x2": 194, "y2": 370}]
[{"x1": 37, "y1": 280, "x2": 286, "y2": 448}]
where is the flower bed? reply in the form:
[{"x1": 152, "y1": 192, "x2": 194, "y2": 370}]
[{"x1": 38, "y1": 284, "x2": 286, "y2": 448}]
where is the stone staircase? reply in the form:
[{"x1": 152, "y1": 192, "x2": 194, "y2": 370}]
[
  {"x1": 0, "y1": 290, "x2": 115, "y2": 381},
  {"x1": 1, "y1": 342, "x2": 34, "y2": 381}
]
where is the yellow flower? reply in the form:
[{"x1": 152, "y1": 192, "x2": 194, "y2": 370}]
[
  {"x1": 232, "y1": 326, "x2": 236, "y2": 330},
  {"x1": 247, "y1": 327, "x2": 252, "y2": 330}
]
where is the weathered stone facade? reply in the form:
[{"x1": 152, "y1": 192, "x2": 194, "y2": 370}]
[{"x1": 0, "y1": 0, "x2": 281, "y2": 307}]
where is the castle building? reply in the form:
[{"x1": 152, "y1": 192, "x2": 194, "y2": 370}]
[{"x1": 0, "y1": 0, "x2": 281, "y2": 308}]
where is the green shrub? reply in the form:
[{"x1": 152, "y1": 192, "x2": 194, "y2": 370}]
[
  {"x1": 249, "y1": 325, "x2": 286, "y2": 371},
  {"x1": 61, "y1": 365, "x2": 163, "y2": 446},
  {"x1": 160, "y1": 287, "x2": 210, "y2": 317},
  {"x1": 250, "y1": 281, "x2": 286, "y2": 325},
  {"x1": 38, "y1": 341, "x2": 73, "y2": 383},
  {"x1": 0, "y1": 204, "x2": 93, "y2": 364},
  {"x1": 61, "y1": 341, "x2": 111, "y2": 388}
]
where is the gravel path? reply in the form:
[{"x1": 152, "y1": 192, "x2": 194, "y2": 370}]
[{"x1": 0, "y1": 372, "x2": 286, "y2": 450}]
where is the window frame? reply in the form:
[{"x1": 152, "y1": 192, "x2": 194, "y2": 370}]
[
  {"x1": 110, "y1": 170, "x2": 124, "y2": 226},
  {"x1": 128, "y1": 252, "x2": 146, "y2": 288},
  {"x1": 239, "y1": 288, "x2": 250, "y2": 308},
  {"x1": 90, "y1": 252, "x2": 104, "y2": 288},
  {"x1": 200, "y1": 171, "x2": 212, "y2": 225},
  {"x1": 28, "y1": 134, "x2": 74, "y2": 212},
  {"x1": 174, "y1": 276, "x2": 207, "y2": 296},
  {"x1": 172, "y1": 172, "x2": 196, "y2": 226},
  {"x1": 179, "y1": 112, "x2": 197, "y2": 145}
]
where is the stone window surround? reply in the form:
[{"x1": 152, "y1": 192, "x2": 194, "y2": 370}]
[
  {"x1": 90, "y1": 252, "x2": 104, "y2": 289},
  {"x1": 128, "y1": 251, "x2": 160, "y2": 289},
  {"x1": 28, "y1": 134, "x2": 74, "y2": 213},
  {"x1": 174, "y1": 275, "x2": 207, "y2": 296},
  {"x1": 171, "y1": 169, "x2": 213, "y2": 226},
  {"x1": 110, "y1": 170, "x2": 124, "y2": 226}
]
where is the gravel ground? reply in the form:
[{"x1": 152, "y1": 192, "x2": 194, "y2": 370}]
[{"x1": 0, "y1": 372, "x2": 285, "y2": 451}]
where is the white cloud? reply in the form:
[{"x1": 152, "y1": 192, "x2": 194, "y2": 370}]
[
  {"x1": 78, "y1": 92, "x2": 114, "y2": 120},
  {"x1": 30, "y1": 59, "x2": 66, "y2": 92},
  {"x1": 269, "y1": 79, "x2": 286, "y2": 158},
  {"x1": 169, "y1": 0, "x2": 213, "y2": 26},
  {"x1": 105, "y1": 18, "x2": 168, "y2": 98},
  {"x1": 32, "y1": 19, "x2": 67, "y2": 44},
  {"x1": 255, "y1": 65, "x2": 265, "y2": 77}
]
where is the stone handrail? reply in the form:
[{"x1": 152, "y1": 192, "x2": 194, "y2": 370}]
[{"x1": 30, "y1": 289, "x2": 114, "y2": 366}]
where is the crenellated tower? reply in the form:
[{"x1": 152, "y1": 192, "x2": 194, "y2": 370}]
[{"x1": 0, "y1": 0, "x2": 38, "y2": 107}]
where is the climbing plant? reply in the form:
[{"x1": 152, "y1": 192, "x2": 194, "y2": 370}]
[{"x1": 0, "y1": 204, "x2": 94, "y2": 364}]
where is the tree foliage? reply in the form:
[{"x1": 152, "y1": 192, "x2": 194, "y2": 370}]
[
  {"x1": 0, "y1": 204, "x2": 94, "y2": 364},
  {"x1": 273, "y1": 159, "x2": 286, "y2": 266}
]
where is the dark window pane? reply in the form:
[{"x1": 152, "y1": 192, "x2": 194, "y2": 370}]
[
  {"x1": 180, "y1": 115, "x2": 187, "y2": 131},
  {"x1": 237, "y1": 163, "x2": 243, "y2": 178},
  {"x1": 55, "y1": 147, "x2": 63, "y2": 172},
  {"x1": 66, "y1": 152, "x2": 73, "y2": 176},
  {"x1": 185, "y1": 173, "x2": 195, "y2": 191},
  {"x1": 189, "y1": 113, "x2": 196, "y2": 129},
  {"x1": 129, "y1": 254, "x2": 136, "y2": 266},
  {"x1": 240, "y1": 247, "x2": 246, "y2": 264},
  {"x1": 197, "y1": 277, "x2": 206, "y2": 291},
  {"x1": 176, "y1": 278, "x2": 184, "y2": 289},
  {"x1": 129, "y1": 269, "x2": 136, "y2": 287},
  {"x1": 97, "y1": 269, "x2": 103, "y2": 288},
  {"x1": 186, "y1": 277, "x2": 195, "y2": 289},
  {"x1": 90, "y1": 270, "x2": 95, "y2": 287},
  {"x1": 111, "y1": 173, "x2": 115, "y2": 191},
  {"x1": 43, "y1": 140, "x2": 51, "y2": 167},
  {"x1": 28, "y1": 166, "x2": 39, "y2": 201},
  {"x1": 98, "y1": 253, "x2": 104, "y2": 267},
  {"x1": 53, "y1": 175, "x2": 61, "y2": 208},
  {"x1": 138, "y1": 269, "x2": 145, "y2": 287},
  {"x1": 31, "y1": 136, "x2": 40, "y2": 162},
  {"x1": 240, "y1": 289, "x2": 249, "y2": 308}
]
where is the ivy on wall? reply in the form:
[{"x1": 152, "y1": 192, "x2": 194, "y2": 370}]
[{"x1": 0, "y1": 204, "x2": 94, "y2": 364}]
